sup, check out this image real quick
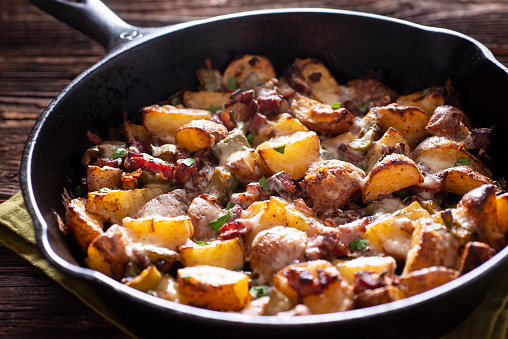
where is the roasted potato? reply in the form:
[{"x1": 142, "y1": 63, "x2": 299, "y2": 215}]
[
  {"x1": 333, "y1": 255, "x2": 397, "y2": 285},
  {"x1": 221, "y1": 54, "x2": 276, "y2": 90},
  {"x1": 424, "y1": 105, "x2": 472, "y2": 141},
  {"x1": 396, "y1": 86, "x2": 446, "y2": 116},
  {"x1": 361, "y1": 153, "x2": 424, "y2": 203},
  {"x1": 86, "y1": 165, "x2": 123, "y2": 192},
  {"x1": 143, "y1": 104, "x2": 212, "y2": 140},
  {"x1": 294, "y1": 58, "x2": 343, "y2": 105},
  {"x1": 354, "y1": 285, "x2": 406, "y2": 309},
  {"x1": 182, "y1": 90, "x2": 230, "y2": 110},
  {"x1": 180, "y1": 239, "x2": 245, "y2": 270},
  {"x1": 364, "y1": 127, "x2": 411, "y2": 172},
  {"x1": 398, "y1": 266, "x2": 460, "y2": 297},
  {"x1": 291, "y1": 93, "x2": 355, "y2": 134},
  {"x1": 177, "y1": 265, "x2": 251, "y2": 311},
  {"x1": 458, "y1": 241, "x2": 496, "y2": 274},
  {"x1": 175, "y1": 119, "x2": 228, "y2": 152},
  {"x1": 496, "y1": 192, "x2": 508, "y2": 236},
  {"x1": 441, "y1": 166, "x2": 497, "y2": 196},
  {"x1": 256, "y1": 131, "x2": 321, "y2": 180},
  {"x1": 64, "y1": 197, "x2": 104, "y2": 249},
  {"x1": 125, "y1": 265, "x2": 163, "y2": 293}
]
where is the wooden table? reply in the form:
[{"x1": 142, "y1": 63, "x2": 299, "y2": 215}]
[{"x1": 1, "y1": 0, "x2": 507, "y2": 337}]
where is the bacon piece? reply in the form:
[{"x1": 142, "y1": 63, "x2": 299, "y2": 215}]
[
  {"x1": 283, "y1": 64, "x2": 312, "y2": 95},
  {"x1": 305, "y1": 226, "x2": 352, "y2": 260},
  {"x1": 266, "y1": 171, "x2": 296, "y2": 199},
  {"x1": 284, "y1": 267, "x2": 339, "y2": 300},
  {"x1": 218, "y1": 219, "x2": 252, "y2": 240},
  {"x1": 124, "y1": 151, "x2": 175, "y2": 180},
  {"x1": 353, "y1": 271, "x2": 394, "y2": 293},
  {"x1": 257, "y1": 94, "x2": 282, "y2": 118}
]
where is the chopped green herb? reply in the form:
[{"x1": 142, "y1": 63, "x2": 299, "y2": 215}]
[
  {"x1": 274, "y1": 145, "x2": 286, "y2": 154},
  {"x1": 109, "y1": 147, "x2": 127, "y2": 159},
  {"x1": 331, "y1": 102, "x2": 341, "y2": 109},
  {"x1": 246, "y1": 131, "x2": 255, "y2": 144},
  {"x1": 75, "y1": 185, "x2": 82, "y2": 197},
  {"x1": 226, "y1": 202, "x2": 235, "y2": 210},
  {"x1": 340, "y1": 155, "x2": 345, "y2": 161},
  {"x1": 359, "y1": 165, "x2": 369, "y2": 172},
  {"x1": 182, "y1": 158, "x2": 196, "y2": 166},
  {"x1": 208, "y1": 105, "x2": 221, "y2": 113},
  {"x1": 225, "y1": 76, "x2": 238, "y2": 90},
  {"x1": 349, "y1": 239, "x2": 368, "y2": 251},
  {"x1": 421, "y1": 88, "x2": 432, "y2": 97},
  {"x1": 259, "y1": 177, "x2": 268, "y2": 191},
  {"x1": 99, "y1": 187, "x2": 112, "y2": 193},
  {"x1": 394, "y1": 190, "x2": 406, "y2": 199},
  {"x1": 454, "y1": 157, "x2": 470, "y2": 167},
  {"x1": 401, "y1": 196, "x2": 409, "y2": 204},
  {"x1": 208, "y1": 211, "x2": 231, "y2": 233},
  {"x1": 359, "y1": 102, "x2": 370, "y2": 113},
  {"x1": 377, "y1": 154, "x2": 385, "y2": 163},
  {"x1": 249, "y1": 285, "x2": 271, "y2": 299},
  {"x1": 195, "y1": 240, "x2": 212, "y2": 245}
]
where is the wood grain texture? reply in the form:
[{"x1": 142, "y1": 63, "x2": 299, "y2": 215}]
[{"x1": 0, "y1": 0, "x2": 507, "y2": 337}]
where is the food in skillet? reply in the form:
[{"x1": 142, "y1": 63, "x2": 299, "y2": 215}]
[{"x1": 63, "y1": 54, "x2": 508, "y2": 315}]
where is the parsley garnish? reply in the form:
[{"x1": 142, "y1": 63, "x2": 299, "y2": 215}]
[
  {"x1": 331, "y1": 102, "x2": 341, "y2": 109},
  {"x1": 359, "y1": 165, "x2": 369, "y2": 172},
  {"x1": 349, "y1": 239, "x2": 368, "y2": 251},
  {"x1": 99, "y1": 187, "x2": 112, "y2": 193},
  {"x1": 195, "y1": 240, "x2": 212, "y2": 245},
  {"x1": 274, "y1": 145, "x2": 286, "y2": 154},
  {"x1": 246, "y1": 131, "x2": 255, "y2": 144},
  {"x1": 75, "y1": 186, "x2": 82, "y2": 197},
  {"x1": 249, "y1": 285, "x2": 271, "y2": 299},
  {"x1": 109, "y1": 147, "x2": 127, "y2": 159},
  {"x1": 258, "y1": 177, "x2": 268, "y2": 191},
  {"x1": 182, "y1": 158, "x2": 196, "y2": 166},
  {"x1": 225, "y1": 76, "x2": 238, "y2": 90},
  {"x1": 226, "y1": 202, "x2": 235, "y2": 210},
  {"x1": 340, "y1": 155, "x2": 345, "y2": 161},
  {"x1": 208, "y1": 211, "x2": 231, "y2": 234},
  {"x1": 377, "y1": 154, "x2": 385, "y2": 163},
  {"x1": 359, "y1": 102, "x2": 369, "y2": 113},
  {"x1": 208, "y1": 105, "x2": 221, "y2": 113},
  {"x1": 454, "y1": 157, "x2": 470, "y2": 166},
  {"x1": 421, "y1": 88, "x2": 432, "y2": 97}
]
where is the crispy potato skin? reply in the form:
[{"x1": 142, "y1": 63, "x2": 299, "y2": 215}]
[
  {"x1": 398, "y1": 266, "x2": 460, "y2": 298},
  {"x1": 396, "y1": 86, "x2": 446, "y2": 116},
  {"x1": 176, "y1": 119, "x2": 228, "y2": 152},
  {"x1": 301, "y1": 160, "x2": 365, "y2": 213},
  {"x1": 221, "y1": 54, "x2": 276, "y2": 89},
  {"x1": 425, "y1": 105, "x2": 472, "y2": 141},
  {"x1": 65, "y1": 197, "x2": 104, "y2": 249}
]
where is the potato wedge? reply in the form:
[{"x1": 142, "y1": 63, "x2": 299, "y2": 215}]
[
  {"x1": 122, "y1": 215, "x2": 193, "y2": 250},
  {"x1": 412, "y1": 136, "x2": 491, "y2": 176},
  {"x1": 177, "y1": 265, "x2": 250, "y2": 311},
  {"x1": 458, "y1": 241, "x2": 496, "y2": 274},
  {"x1": 396, "y1": 87, "x2": 446, "y2": 116},
  {"x1": 121, "y1": 121, "x2": 151, "y2": 141},
  {"x1": 143, "y1": 104, "x2": 211, "y2": 140},
  {"x1": 182, "y1": 91, "x2": 230, "y2": 110},
  {"x1": 365, "y1": 201, "x2": 431, "y2": 260},
  {"x1": 333, "y1": 255, "x2": 397, "y2": 285},
  {"x1": 301, "y1": 159, "x2": 365, "y2": 213},
  {"x1": 86, "y1": 186, "x2": 170, "y2": 225},
  {"x1": 402, "y1": 219, "x2": 460, "y2": 275},
  {"x1": 65, "y1": 197, "x2": 104, "y2": 249},
  {"x1": 364, "y1": 127, "x2": 411, "y2": 172},
  {"x1": 221, "y1": 54, "x2": 276, "y2": 90},
  {"x1": 180, "y1": 239, "x2": 245, "y2": 270},
  {"x1": 372, "y1": 103, "x2": 429, "y2": 148},
  {"x1": 496, "y1": 192, "x2": 508, "y2": 236},
  {"x1": 441, "y1": 166, "x2": 496, "y2": 196},
  {"x1": 273, "y1": 260, "x2": 353, "y2": 314},
  {"x1": 175, "y1": 119, "x2": 228, "y2": 152},
  {"x1": 296, "y1": 58, "x2": 343, "y2": 105},
  {"x1": 86, "y1": 165, "x2": 123, "y2": 192},
  {"x1": 291, "y1": 93, "x2": 355, "y2": 134},
  {"x1": 362, "y1": 153, "x2": 424, "y2": 203},
  {"x1": 256, "y1": 131, "x2": 321, "y2": 180},
  {"x1": 84, "y1": 225, "x2": 129, "y2": 280},
  {"x1": 125, "y1": 265, "x2": 163, "y2": 293},
  {"x1": 424, "y1": 105, "x2": 472, "y2": 141},
  {"x1": 397, "y1": 266, "x2": 460, "y2": 298}
]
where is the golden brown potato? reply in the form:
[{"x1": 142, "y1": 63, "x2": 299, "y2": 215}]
[
  {"x1": 125, "y1": 265, "x2": 162, "y2": 293},
  {"x1": 458, "y1": 241, "x2": 496, "y2": 274},
  {"x1": 142, "y1": 104, "x2": 212, "y2": 140},
  {"x1": 249, "y1": 226, "x2": 307, "y2": 284},
  {"x1": 182, "y1": 91, "x2": 230, "y2": 110},
  {"x1": 86, "y1": 165, "x2": 123, "y2": 192},
  {"x1": 398, "y1": 266, "x2": 460, "y2": 298},
  {"x1": 295, "y1": 58, "x2": 343, "y2": 105},
  {"x1": 64, "y1": 197, "x2": 104, "y2": 250},
  {"x1": 333, "y1": 255, "x2": 397, "y2": 285},
  {"x1": 121, "y1": 121, "x2": 151, "y2": 141},
  {"x1": 441, "y1": 166, "x2": 497, "y2": 196},
  {"x1": 251, "y1": 113, "x2": 309, "y2": 147},
  {"x1": 365, "y1": 201, "x2": 431, "y2": 260},
  {"x1": 180, "y1": 239, "x2": 245, "y2": 270},
  {"x1": 221, "y1": 54, "x2": 276, "y2": 90},
  {"x1": 273, "y1": 260, "x2": 353, "y2": 314},
  {"x1": 403, "y1": 219, "x2": 460, "y2": 275},
  {"x1": 372, "y1": 103, "x2": 429, "y2": 148},
  {"x1": 301, "y1": 159, "x2": 365, "y2": 213},
  {"x1": 86, "y1": 186, "x2": 170, "y2": 225},
  {"x1": 84, "y1": 225, "x2": 129, "y2": 281},
  {"x1": 256, "y1": 131, "x2": 321, "y2": 180},
  {"x1": 364, "y1": 127, "x2": 411, "y2": 172},
  {"x1": 342, "y1": 78, "x2": 397, "y2": 116},
  {"x1": 353, "y1": 285, "x2": 406, "y2": 309},
  {"x1": 175, "y1": 119, "x2": 228, "y2": 152},
  {"x1": 496, "y1": 192, "x2": 508, "y2": 236},
  {"x1": 177, "y1": 265, "x2": 251, "y2": 311},
  {"x1": 290, "y1": 93, "x2": 355, "y2": 134},
  {"x1": 396, "y1": 86, "x2": 446, "y2": 116},
  {"x1": 361, "y1": 153, "x2": 424, "y2": 203},
  {"x1": 451, "y1": 184, "x2": 506, "y2": 250},
  {"x1": 412, "y1": 136, "x2": 491, "y2": 177},
  {"x1": 122, "y1": 215, "x2": 193, "y2": 250}
]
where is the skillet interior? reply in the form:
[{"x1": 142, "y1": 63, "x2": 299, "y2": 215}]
[{"x1": 21, "y1": 9, "x2": 508, "y2": 338}]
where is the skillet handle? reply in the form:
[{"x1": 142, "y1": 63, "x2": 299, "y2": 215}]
[{"x1": 30, "y1": 0, "x2": 149, "y2": 52}]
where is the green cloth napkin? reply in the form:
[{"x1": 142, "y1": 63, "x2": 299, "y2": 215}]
[{"x1": 1, "y1": 191, "x2": 508, "y2": 338}]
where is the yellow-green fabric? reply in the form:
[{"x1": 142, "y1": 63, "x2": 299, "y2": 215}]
[{"x1": 1, "y1": 191, "x2": 507, "y2": 338}]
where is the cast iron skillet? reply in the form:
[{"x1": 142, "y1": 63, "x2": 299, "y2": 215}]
[{"x1": 21, "y1": 0, "x2": 508, "y2": 337}]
